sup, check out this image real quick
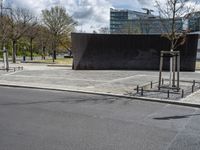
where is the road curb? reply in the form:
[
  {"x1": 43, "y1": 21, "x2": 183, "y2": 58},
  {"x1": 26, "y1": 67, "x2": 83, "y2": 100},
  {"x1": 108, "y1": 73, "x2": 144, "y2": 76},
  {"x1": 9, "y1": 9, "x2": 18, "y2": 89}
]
[{"x1": 0, "y1": 83, "x2": 200, "y2": 108}]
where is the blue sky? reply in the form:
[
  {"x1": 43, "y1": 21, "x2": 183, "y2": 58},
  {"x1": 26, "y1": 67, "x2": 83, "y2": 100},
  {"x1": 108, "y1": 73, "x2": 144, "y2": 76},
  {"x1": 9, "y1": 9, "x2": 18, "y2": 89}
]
[{"x1": 2, "y1": 0, "x2": 198, "y2": 32}]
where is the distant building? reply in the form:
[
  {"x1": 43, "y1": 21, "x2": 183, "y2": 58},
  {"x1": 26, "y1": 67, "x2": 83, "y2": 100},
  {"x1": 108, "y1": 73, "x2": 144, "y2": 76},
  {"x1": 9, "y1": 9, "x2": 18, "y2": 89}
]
[
  {"x1": 110, "y1": 8, "x2": 200, "y2": 34},
  {"x1": 110, "y1": 8, "x2": 156, "y2": 34},
  {"x1": 188, "y1": 12, "x2": 200, "y2": 32}
]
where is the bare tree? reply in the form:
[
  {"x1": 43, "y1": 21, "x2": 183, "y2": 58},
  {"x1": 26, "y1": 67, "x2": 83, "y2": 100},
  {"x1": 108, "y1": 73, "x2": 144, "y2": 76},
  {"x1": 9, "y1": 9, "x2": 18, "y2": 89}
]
[
  {"x1": 0, "y1": 13, "x2": 10, "y2": 49},
  {"x1": 25, "y1": 20, "x2": 39, "y2": 60},
  {"x1": 155, "y1": 0, "x2": 197, "y2": 51},
  {"x1": 7, "y1": 7, "x2": 37, "y2": 63},
  {"x1": 42, "y1": 6, "x2": 76, "y2": 62},
  {"x1": 35, "y1": 25, "x2": 53, "y2": 60},
  {"x1": 0, "y1": 1, "x2": 11, "y2": 50},
  {"x1": 98, "y1": 27, "x2": 110, "y2": 34},
  {"x1": 155, "y1": 0, "x2": 198, "y2": 87}
]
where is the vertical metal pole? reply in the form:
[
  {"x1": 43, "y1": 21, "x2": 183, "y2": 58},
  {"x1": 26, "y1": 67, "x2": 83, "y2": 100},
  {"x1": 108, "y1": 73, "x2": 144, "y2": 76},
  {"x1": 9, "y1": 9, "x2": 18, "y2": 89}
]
[
  {"x1": 181, "y1": 89, "x2": 184, "y2": 98},
  {"x1": 150, "y1": 81, "x2": 153, "y2": 89},
  {"x1": 141, "y1": 87, "x2": 143, "y2": 96},
  {"x1": 158, "y1": 52, "x2": 163, "y2": 90},
  {"x1": 172, "y1": 54, "x2": 176, "y2": 87},
  {"x1": 177, "y1": 52, "x2": 180, "y2": 90},
  {"x1": 167, "y1": 90, "x2": 170, "y2": 99},
  {"x1": 137, "y1": 85, "x2": 139, "y2": 93},
  {"x1": 169, "y1": 55, "x2": 173, "y2": 87},
  {"x1": 193, "y1": 80, "x2": 195, "y2": 87}
]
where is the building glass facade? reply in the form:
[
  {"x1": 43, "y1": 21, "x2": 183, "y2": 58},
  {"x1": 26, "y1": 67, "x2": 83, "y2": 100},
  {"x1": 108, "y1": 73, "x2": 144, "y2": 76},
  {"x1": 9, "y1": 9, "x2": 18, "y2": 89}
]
[
  {"x1": 188, "y1": 12, "x2": 200, "y2": 32},
  {"x1": 110, "y1": 8, "x2": 200, "y2": 34},
  {"x1": 110, "y1": 9, "x2": 128, "y2": 33}
]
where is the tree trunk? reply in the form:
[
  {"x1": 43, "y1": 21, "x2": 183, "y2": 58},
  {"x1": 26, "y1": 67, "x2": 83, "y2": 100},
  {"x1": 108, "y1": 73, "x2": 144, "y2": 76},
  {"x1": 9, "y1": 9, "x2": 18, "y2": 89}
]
[
  {"x1": 52, "y1": 40, "x2": 57, "y2": 62},
  {"x1": 53, "y1": 49, "x2": 56, "y2": 60},
  {"x1": 52, "y1": 42, "x2": 55, "y2": 63},
  {"x1": 30, "y1": 38, "x2": 33, "y2": 60},
  {"x1": 42, "y1": 46, "x2": 46, "y2": 60},
  {"x1": 12, "y1": 40, "x2": 17, "y2": 63}
]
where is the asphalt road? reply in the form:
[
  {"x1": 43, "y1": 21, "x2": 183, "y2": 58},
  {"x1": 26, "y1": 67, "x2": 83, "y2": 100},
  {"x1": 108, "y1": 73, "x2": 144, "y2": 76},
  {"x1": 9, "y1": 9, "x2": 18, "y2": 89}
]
[{"x1": 0, "y1": 86, "x2": 200, "y2": 150}]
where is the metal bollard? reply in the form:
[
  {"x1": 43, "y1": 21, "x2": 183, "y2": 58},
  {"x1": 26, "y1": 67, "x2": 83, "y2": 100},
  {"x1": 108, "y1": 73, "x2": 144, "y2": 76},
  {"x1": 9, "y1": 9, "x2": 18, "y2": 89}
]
[
  {"x1": 192, "y1": 85, "x2": 194, "y2": 93},
  {"x1": 141, "y1": 87, "x2": 144, "y2": 96},
  {"x1": 167, "y1": 90, "x2": 170, "y2": 99},
  {"x1": 137, "y1": 85, "x2": 139, "y2": 93},
  {"x1": 162, "y1": 78, "x2": 164, "y2": 85},
  {"x1": 150, "y1": 81, "x2": 153, "y2": 89},
  {"x1": 193, "y1": 80, "x2": 196, "y2": 87},
  {"x1": 181, "y1": 89, "x2": 184, "y2": 98}
]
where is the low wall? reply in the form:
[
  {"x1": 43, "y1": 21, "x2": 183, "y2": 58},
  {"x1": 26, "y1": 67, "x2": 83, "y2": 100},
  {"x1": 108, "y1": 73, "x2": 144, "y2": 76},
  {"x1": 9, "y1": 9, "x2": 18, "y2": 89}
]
[{"x1": 72, "y1": 33, "x2": 198, "y2": 71}]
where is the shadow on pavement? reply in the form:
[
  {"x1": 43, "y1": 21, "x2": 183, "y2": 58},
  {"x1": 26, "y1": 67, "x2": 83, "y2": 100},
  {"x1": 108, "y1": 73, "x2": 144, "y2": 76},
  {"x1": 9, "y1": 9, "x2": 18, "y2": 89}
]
[{"x1": 153, "y1": 114, "x2": 200, "y2": 120}]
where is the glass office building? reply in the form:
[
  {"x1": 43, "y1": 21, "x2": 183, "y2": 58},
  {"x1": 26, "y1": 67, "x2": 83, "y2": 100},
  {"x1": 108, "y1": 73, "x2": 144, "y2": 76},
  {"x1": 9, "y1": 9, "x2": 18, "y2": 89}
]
[
  {"x1": 110, "y1": 8, "x2": 200, "y2": 34},
  {"x1": 110, "y1": 8, "x2": 156, "y2": 34},
  {"x1": 188, "y1": 12, "x2": 200, "y2": 32},
  {"x1": 110, "y1": 8, "x2": 129, "y2": 33}
]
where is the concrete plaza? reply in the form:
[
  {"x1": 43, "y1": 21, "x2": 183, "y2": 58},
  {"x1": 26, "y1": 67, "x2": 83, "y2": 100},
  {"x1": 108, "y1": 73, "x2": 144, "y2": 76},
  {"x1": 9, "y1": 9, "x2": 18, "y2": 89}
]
[{"x1": 0, "y1": 62, "x2": 200, "y2": 106}]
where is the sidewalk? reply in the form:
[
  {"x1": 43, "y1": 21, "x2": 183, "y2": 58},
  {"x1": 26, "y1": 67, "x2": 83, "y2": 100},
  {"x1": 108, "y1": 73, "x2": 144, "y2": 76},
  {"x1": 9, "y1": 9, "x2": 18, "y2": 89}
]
[{"x1": 0, "y1": 62, "x2": 200, "y2": 107}]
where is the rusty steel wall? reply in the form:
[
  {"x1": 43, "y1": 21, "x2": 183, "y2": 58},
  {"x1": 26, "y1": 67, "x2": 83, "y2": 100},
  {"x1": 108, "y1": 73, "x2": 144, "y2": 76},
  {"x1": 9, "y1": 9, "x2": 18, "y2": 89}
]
[{"x1": 72, "y1": 33, "x2": 198, "y2": 71}]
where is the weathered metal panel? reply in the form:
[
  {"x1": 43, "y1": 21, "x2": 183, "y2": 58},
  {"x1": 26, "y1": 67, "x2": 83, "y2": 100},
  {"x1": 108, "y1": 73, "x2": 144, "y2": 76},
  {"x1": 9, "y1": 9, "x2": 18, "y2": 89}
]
[{"x1": 72, "y1": 33, "x2": 198, "y2": 71}]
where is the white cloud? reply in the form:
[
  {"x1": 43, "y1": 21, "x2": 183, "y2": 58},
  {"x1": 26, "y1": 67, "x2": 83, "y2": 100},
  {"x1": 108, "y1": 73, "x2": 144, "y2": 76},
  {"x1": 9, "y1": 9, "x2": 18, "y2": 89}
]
[
  {"x1": 4, "y1": 0, "x2": 200, "y2": 33},
  {"x1": 5, "y1": 0, "x2": 113, "y2": 32},
  {"x1": 72, "y1": 0, "x2": 112, "y2": 32}
]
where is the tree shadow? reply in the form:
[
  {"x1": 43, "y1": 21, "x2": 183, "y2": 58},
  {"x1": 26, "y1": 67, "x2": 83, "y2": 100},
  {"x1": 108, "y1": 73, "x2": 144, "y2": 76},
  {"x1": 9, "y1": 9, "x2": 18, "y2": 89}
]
[
  {"x1": 0, "y1": 100, "x2": 69, "y2": 106},
  {"x1": 0, "y1": 97, "x2": 118, "y2": 106},
  {"x1": 153, "y1": 114, "x2": 200, "y2": 120},
  {"x1": 73, "y1": 97, "x2": 116, "y2": 104}
]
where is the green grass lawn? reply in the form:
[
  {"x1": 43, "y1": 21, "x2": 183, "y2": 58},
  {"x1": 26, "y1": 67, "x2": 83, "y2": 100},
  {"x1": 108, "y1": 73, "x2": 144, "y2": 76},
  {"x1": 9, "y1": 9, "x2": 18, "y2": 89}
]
[{"x1": 31, "y1": 58, "x2": 73, "y2": 65}]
